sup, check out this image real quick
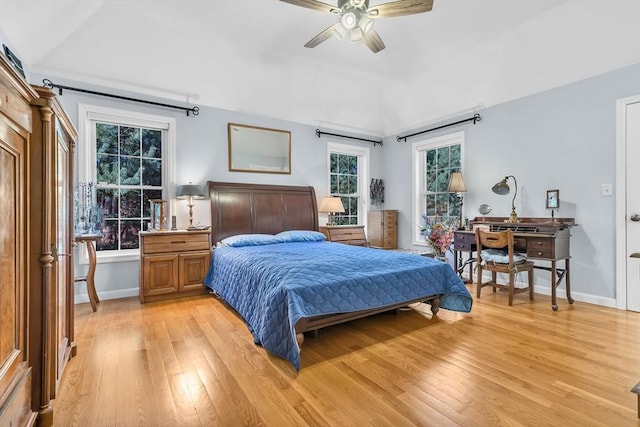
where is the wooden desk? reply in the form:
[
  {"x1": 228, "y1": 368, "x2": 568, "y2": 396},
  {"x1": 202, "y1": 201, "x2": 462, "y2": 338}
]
[{"x1": 454, "y1": 217, "x2": 576, "y2": 311}]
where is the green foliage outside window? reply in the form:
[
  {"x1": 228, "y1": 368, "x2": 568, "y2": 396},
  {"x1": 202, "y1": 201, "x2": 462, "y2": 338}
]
[
  {"x1": 329, "y1": 152, "x2": 359, "y2": 225},
  {"x1": 424, "y1": 144, "x2": 461, "y2": 227},
  {"x1": 95, "y1": 122, "x2": 163, "y2": 251}
]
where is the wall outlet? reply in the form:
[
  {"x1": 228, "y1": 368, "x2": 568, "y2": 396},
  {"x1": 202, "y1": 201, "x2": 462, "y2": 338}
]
[{"x1": 602, "y1": 184, "x2": 613, "y2": 196}]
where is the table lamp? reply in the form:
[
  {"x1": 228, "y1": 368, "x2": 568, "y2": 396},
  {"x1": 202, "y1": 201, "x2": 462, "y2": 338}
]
[
  {"x1": 492, "y1": 175, "x2": 518, "y2": 223},
  {"x1": 318, "y1": 197, "x2": 345, "y2": 226},
  {"x1": 176, "y1": 182, "x2": 205, "y2": 229},
  {"x1": 447, "y1": 172, "x2": 467, "y2": 229}
]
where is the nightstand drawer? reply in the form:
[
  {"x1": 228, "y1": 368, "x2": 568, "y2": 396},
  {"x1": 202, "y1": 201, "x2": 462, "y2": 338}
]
[
  {"x1": 321, "y1": 225, "x2": 368, "y2": 246},
  {"x1": 143, "y1": 232, "x2": 210, "y2": 254}
]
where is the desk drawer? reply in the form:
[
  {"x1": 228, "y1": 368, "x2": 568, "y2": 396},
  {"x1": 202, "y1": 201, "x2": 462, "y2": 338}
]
[
  {"x1": 513, "y1": 238, "x2": 527, "y2": 252},
  {"x1": 527, "y1": 238, "x2": 553, "y2": 258},
  {"x1": 454, "y1": 232, "x2": 475, "y2": 252},
  {"x1": 454, "y1": 242, "x2": 474, "y2": 251}
]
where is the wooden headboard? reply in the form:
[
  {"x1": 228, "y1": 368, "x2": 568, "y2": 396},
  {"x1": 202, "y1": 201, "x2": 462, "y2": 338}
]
[{"x1": 207, "y1": 181, "x2": 319, "y2": 244}]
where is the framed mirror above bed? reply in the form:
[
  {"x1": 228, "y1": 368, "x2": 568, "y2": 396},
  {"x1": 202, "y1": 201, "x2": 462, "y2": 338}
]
[{"x1": 228, "y1": 123, "x2": 291, "y2": 174}]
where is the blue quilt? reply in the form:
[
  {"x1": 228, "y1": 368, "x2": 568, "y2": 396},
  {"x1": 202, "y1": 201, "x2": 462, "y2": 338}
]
[{"x1": 204, "y1": 241, "x2": 472, "y2": 370}]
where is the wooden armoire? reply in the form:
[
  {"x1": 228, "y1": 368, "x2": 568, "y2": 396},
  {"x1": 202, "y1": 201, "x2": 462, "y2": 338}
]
[
  {"x1": 0, "y1": 52, "x2": 39, "y2": 427},
  {"x1": 28, "y1": 84, "x2": 77, "y2": 426},
  {"x1": 0, "y1": 54, "x2": 77, "y2": 427}
]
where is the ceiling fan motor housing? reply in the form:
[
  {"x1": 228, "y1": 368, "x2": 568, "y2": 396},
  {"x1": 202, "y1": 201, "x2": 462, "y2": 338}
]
[{"x1": 281, "y1": 0, "x2": 434, "y2": 53}]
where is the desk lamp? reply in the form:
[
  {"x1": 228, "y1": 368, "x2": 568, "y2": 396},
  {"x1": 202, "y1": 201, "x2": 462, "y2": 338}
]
[
  {"x1": 492, "y1": 175, "x2": 518, "y2": 223},
  {"x1": 448, "y1": 172, "x2": 467, "y2": 229},
  {"x1": 318, "y1": 197, "x2": 345, "y2": 226},
  {"x1": 176, "y1": 182, "x2": 205, "y2": 229}
]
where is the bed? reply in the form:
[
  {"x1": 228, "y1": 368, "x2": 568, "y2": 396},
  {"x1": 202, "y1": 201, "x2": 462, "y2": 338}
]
[{"x1": 204, "y1": 181, "x2": 473, "y2": 369}]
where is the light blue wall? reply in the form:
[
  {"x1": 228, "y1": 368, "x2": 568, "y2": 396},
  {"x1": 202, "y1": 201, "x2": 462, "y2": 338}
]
[
  {"x1": 30, "y1": 63, "x2": 640, "y2": 306},
  {"x1": 383, "y1": 63, "x2": 640, "y2": 306},
  {"x1": 29, "y1": 72, "x2": 383, "y2": 301}
]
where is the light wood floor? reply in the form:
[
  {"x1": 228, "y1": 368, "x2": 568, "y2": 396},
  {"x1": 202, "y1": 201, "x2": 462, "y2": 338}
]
[{"x1": 54, "y1": 287, "x2": 640, "y2": 426}]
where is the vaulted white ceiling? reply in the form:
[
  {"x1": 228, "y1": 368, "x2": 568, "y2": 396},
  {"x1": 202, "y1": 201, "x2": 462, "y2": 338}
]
[{"x1": 1, "y1": 0, "x2": 638, "y2": 136}]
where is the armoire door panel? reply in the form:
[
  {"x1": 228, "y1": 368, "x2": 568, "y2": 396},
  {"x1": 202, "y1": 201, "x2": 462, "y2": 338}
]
[
  {"x1": 0, "y1": 124, "x2": 24, "y2": 395},
  {"x1": 0, "y1": 67, "x2": 35, "y2": 425}
]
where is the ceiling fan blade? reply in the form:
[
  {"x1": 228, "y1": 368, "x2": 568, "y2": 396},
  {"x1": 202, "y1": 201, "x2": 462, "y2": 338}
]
[
  {"x1": 367, "y1": 0, "x2": 433, "y2": 18},
  {"x1": 363, "y1": 30, "x2": 385, "y2": 53},
  {"x1": 280, "y1": 0, "x2": 341, "y2": 14},
  {"x1": 304, "y1": 23, "x2": 340, "y2": 48}
]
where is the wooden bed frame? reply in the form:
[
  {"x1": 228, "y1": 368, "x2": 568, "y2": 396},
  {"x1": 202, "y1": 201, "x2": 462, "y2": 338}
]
[{"x1": 207, "y1": 181, "x2": 441, "y2": 345}]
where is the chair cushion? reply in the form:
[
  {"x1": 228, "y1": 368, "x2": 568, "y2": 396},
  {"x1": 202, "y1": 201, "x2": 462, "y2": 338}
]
[{"x1": 481, "y1": 248, "x2": 527, "y2": 264}]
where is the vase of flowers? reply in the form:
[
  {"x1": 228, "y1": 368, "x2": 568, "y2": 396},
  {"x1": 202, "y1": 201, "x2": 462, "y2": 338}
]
[{"x1": 420, "y1": 215, "x2": 454, "y2": 259}]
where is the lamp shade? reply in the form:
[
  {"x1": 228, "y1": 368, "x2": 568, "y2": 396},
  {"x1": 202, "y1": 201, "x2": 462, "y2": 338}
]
[
  {"x1": 492, "y1": 175, "x2": 519, "y2": 223},
  {"x1": 176, "y1": 184, "x2": 204, "y2": 199},
  {"x1": 318, "y1": 197, "x2": 345, "y2": 213},
  {"x1": 448, "y1": 172, "x2": 467, "y2": 193},
  {"x1": 492, "y1": 178, "x2": 510, "y2": 195}
]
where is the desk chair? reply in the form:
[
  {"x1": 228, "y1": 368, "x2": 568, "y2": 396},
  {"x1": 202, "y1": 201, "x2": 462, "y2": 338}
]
[
  {"x1": 74, "y1": 235, "x2": 100, "y2": 312},
  {"x1": 475, "y1": 229, "x2": 534, "y2": 305}
]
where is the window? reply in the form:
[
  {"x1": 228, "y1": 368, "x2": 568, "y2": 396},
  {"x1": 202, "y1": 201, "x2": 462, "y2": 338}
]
[
  {"x1": 327, "y1": 143, "x2": 370, "y2": 226},
  {"x1": 78, "y1": 105, "x2": 176, "y2": 261},
  {"x1": 412, "y1": 131, "x2": 464, "y2": 245}
]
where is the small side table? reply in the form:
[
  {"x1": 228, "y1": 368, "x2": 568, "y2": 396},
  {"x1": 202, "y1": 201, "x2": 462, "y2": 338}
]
[{"x1": 75, "y1": 234, "x2": 100, "y2": 312}]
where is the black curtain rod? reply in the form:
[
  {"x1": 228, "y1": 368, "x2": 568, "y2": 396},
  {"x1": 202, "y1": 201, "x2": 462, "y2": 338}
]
[
  {"x1": 42, "y1": 79, "x2": 200, "y2": 117},
  {"x1": 316, "y1": 129, "x2": 383, "y2": 146},
  {"x1": 396, "y1": 113, "x2": 482, "y2": 142}
]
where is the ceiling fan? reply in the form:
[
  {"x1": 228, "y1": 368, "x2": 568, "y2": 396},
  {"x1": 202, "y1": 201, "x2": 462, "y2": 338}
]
[{"x1": 280, "y1": 0, "x2": 434, "y2": 53}]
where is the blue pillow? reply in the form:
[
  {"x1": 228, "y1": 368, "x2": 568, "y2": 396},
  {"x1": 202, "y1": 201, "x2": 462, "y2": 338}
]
[
  {"x1": 220, "y1": 233, "x2": 280, "y2": 247},
  {"x1": 276, "y1": 230, "x2": 326, "y2": 243},
  {"x1": 481, "y1": 248, "x2": 527, "y2": 264}
]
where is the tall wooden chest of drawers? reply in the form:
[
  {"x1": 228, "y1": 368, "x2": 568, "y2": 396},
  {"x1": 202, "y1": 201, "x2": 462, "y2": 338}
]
[{"x1": 368, "y1": 210, "x2": 398, "y2": 249}]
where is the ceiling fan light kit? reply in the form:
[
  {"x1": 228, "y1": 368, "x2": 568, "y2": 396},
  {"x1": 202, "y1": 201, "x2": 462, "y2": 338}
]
[{"x1": 281, "y1": 0, "x2": 434, "y2": 53}]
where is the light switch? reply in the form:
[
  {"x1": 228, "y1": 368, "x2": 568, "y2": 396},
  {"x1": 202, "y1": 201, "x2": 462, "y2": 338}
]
[{"x1": 602, "y1": 184, "x2": 613, "y2": 196}]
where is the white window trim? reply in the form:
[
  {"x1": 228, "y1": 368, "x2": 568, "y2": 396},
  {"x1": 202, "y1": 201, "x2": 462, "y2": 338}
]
[
  {"x1": 411, "y1": 131, "x2": 465, "y2": 246},
  {"x1": 326, "y1": 142, "x2": 370, "y2": 227},
  {"x1": 77, "y1": 104, "x2": 176, "y2": 263}
]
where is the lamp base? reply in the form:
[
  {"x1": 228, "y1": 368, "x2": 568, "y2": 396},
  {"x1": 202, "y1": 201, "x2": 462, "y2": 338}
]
[{"x1": 507, "y1": 210, "x2": 518, "y2": 223}]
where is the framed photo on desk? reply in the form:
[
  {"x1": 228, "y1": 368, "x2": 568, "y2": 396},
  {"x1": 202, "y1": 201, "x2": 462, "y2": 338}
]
[{"x1": 546, "y1": 189, "x2": 559, "y2": 209}]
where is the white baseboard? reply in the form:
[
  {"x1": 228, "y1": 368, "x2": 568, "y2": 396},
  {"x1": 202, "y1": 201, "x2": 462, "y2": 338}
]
[
  {"x1": 74, "y1": 287, "x2": 139, "y2": 305},
  {"x1": 532, "y1": 285, "x2": 617, "y2": 308},
  {"x1": 469, "y1": 271, "x2": 618, "y2": 309}
]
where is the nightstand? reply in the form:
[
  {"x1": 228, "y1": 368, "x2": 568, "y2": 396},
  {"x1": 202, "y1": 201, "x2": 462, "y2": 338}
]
[
  {"x1": 320, "y1": 225, "x2": 368, "y2": 246},
  {"x1": 139, "y1": 229, "x2": 211, "y2": 303}
]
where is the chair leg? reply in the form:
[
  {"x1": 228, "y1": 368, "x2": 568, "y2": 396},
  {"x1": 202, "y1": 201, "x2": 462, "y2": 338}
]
[
  {"x1": 528, "y1": 269, "x2": 535, "y2": 300},
  {"x1": 476, "y1": 266, "x2": 483, "y2": 298},
  {"x1": 491, "y1": 272, "x2": 497, "y2": 293}
]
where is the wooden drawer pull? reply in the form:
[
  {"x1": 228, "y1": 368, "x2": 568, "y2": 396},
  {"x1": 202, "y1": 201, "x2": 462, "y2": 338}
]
[{"x1": 171, "y1": 241, "x2": 186, "y2": 244}]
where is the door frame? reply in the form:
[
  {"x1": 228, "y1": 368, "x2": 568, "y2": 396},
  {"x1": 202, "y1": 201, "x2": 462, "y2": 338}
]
[{"x1": 615, "y1": 94, "x2": 640, "y2": 310}]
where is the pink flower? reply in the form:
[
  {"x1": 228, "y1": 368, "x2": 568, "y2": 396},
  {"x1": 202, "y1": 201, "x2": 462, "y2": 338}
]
[{"x1": 426, "y1": 223, "x2": 453, "y2": 256}]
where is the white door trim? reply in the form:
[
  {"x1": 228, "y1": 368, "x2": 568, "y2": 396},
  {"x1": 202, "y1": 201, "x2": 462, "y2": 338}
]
[{"x1": 615, "y1": 94, "x2": 640, "y2": 310}]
